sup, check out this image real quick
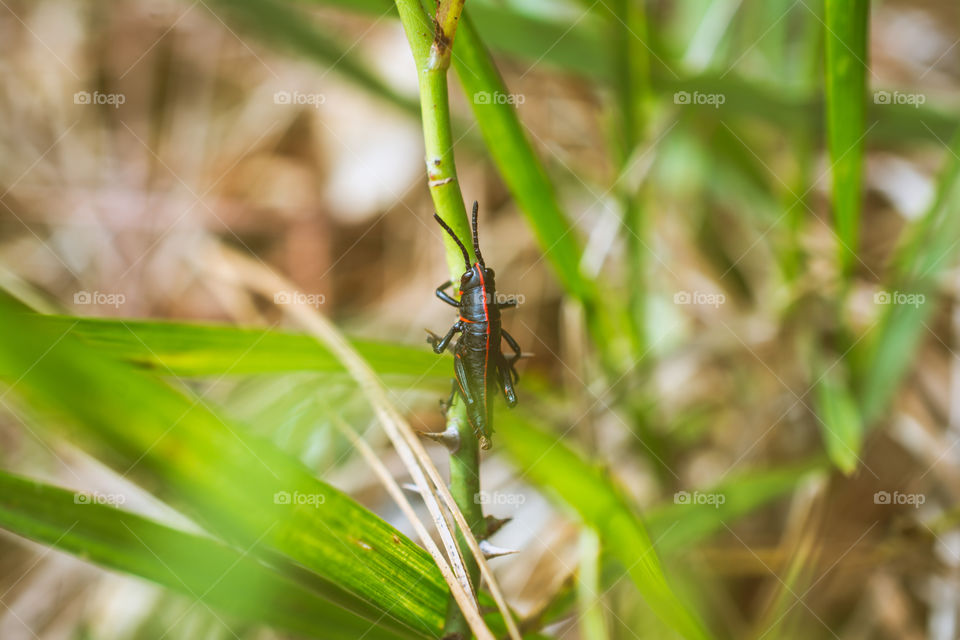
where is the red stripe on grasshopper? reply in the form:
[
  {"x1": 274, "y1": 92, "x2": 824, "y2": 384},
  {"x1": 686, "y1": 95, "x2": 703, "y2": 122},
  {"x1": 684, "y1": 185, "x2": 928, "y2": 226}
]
[{"x1": 475, "y1": 264, "x2": 490, "y2": 415}]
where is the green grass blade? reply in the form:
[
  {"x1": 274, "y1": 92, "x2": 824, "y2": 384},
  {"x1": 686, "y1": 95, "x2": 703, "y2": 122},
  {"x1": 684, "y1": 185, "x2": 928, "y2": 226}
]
[
  {"x1": 241, "y1": 1, "x2": 954, "y2": 155},
  {"x1": 499, "y1": 414, "x2": 710, "y2": 640},
  {"x1": 451, "y1": 13, "x2": 597, "y2": 308},
  {"x1": 860, "y1": 132, "x2": 960, "y2": 422},
  {"x1": 576, "y1": 528, "x2": 609, "y2": 640},
  {"x1": 297, "y1": 0, "x2": 610, "y2": 79},
  {"x1": 815, "y1": 369, "x2": 861, "y2": 474},
  {"x1": 824, "y1": 0, "x2": 870, "y2": 276},
  {"x1": 646, "y1": 459, "x2": 824, "y2": 553},
  {"x1": 38, "y1": 316, "x2": 446, "y2": 384},
  {"x1": 0, "y1": 470, "x2": 413, "y2": 640},
  {"x1": 0, "y1": 300, "x2": 447, "y2": 637},
  {"x1": 213, "y1": 0, "x2": 419, "y2": 116}
]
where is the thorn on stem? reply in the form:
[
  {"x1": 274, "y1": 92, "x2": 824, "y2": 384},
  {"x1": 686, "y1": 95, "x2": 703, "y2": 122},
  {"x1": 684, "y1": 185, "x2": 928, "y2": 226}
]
[
  {"x1": 420, "y1": 425, "x2": 461, "y2": 453},
  {"x1": 479, "y1": 539, "x2": 518, "y2": 559},
  {"x1": 484, "y1": 515, "x2": 511, "y2": 538}
]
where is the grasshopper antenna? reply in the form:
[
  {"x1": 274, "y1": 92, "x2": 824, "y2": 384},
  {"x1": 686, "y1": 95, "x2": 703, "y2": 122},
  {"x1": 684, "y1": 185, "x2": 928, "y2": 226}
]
[
  {"x1": 471, "y1": 201, "x2": 485, "y2": 267},
  {"x1": 433, "y1": 213, "x2": 471, "y2": 272}
]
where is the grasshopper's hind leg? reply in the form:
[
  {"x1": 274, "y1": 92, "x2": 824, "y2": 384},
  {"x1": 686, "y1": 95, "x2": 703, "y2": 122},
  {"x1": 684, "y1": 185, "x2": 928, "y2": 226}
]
[
  {"x1": 497, "y1": 355, "x2": 518, "y2": 407},
  {"x1": 501, "y1": 329, "x2": 523, "y2": 384}
]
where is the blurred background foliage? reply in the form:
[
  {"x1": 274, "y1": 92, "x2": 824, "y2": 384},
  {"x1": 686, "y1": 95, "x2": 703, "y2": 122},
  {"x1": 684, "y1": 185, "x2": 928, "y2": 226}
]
[{"x1": 1, "y1": 0, "x2": 960, "y2": 638}]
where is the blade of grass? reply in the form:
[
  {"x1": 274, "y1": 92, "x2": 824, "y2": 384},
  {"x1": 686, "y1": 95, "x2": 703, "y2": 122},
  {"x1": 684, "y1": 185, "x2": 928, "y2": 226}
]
[
  {"x1": 211, "y1": 244, "x2": 521, "y2": 640},
  {"x1": 498, "y1": 413, "x2": 710, "y2": 640},
  {"x1": 453, "y1": 15, "x2": 593, "y2": 302},
  {"x1": 212, "y1": 0, "x2": 420, "y2": 117},
  {"x1": 0, "y1": 296, "x2": 448, "y2": 637},
  {"x1": 824, "y1": 0, "x2": 870, "y2": 277},
  {"x1": 521, "y1": 458, "x2": 823, "y2": 634},
  {"x1": 0, "y1": 470, "x2": 414, "y2": 640},
  {"x1": 296, "y1": 0, "x2": 611, "y2": 79},
  {"x1": 45, "y1": 315, "x2": 446, "y2": 383},
  {"x1": 450, "y1": 13, "x2": 596, "y2": 308},
  {"x1": 603, "y1": 0, "x2": 652, "y2": 358},
  {"x1": 222, "y1": 0, "x2": 955, "y2": 156},
  {"x1": 577, "y1": 528, "x2": 610, "y2": 640},
  {"x1": 859, "y1": 131, "x2": 960, "y2": 422},
  {"x1": 814, "y1": 366, "x2": 861, "y2": 475},
  {"x1": 751, "y1": 481, "x2": 825, "y2": 639},
  {"x1": 449, "y1": 12, "x2": 637, "y2": 370},
  {"x1": 334, "y1": 419, "x2": 488, "y2": 640},
  {"x1": 645, "y1": 458, "x2": 825, "y2": 554}
]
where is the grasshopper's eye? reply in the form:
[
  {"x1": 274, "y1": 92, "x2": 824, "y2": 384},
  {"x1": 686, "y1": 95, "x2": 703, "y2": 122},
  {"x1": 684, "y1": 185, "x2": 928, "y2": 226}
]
[
  {"x1": 460, "y1": 272, "x2": 472, "y2": 286},
  {"x1": 485, "y1": 268, "x2": 495, "y2": 279}
]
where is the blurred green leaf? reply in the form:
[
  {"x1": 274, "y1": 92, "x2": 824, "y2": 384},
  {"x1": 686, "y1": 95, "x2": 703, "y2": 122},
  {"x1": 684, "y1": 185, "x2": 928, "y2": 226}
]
[
  {"x1": 212, "y1": 0, "x2": 419, "y2": 116},
  {"x1": 45, "y1": 316, "x2": 446, "y2": 385},
  {"x1": 219, "y1": 0, "x2": 955, "y2": 155},
  {"x1": 576, "y1": 528, "x2": 609, "y2": 640},
  {"x1": 815, "y1": 369, "x2": 861, "y2": 474},
  {"x1": 450, "y1": 12, "x2": 642, "y2": 371},
  {"x1": 451, "y1": 13, "x2": 597, "y2": 309},
  {"x1": 499, "y1": 413, "x2": 710, "y2": 640},
  {"x1": 0, "y1": 301, "x2": 447, "y2": 637},
  {"x1": 824, "y1": 0, "x2": 869, "y2": 275},
  {"x1": 646, "y1": 458, "x2": 824, "y2": 552},
  {"x1": 0, "y1": 470, "x2": 412, "y2": 640},
  {"x1": 860, "y1": 132, "x2": 960, "y2": 422}
]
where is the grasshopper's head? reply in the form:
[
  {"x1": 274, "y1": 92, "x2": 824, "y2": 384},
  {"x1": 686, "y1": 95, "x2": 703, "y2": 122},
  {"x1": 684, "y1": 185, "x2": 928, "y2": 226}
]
[
  {"x1": 459, "y1": 263, "x2": 495, "y2": 294},
  {"x1": 434, "y1": 201, "x2": 494, "y2": 295}
]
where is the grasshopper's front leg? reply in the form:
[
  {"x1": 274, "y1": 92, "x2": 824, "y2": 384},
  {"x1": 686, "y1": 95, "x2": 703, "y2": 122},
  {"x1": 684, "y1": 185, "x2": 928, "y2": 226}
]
[
  {"x1": 435, "y1": 281, "x2": 459, "y2": 307},
  {"x1": 426, "y1": 320, "x2": 463, "y2": 354}
]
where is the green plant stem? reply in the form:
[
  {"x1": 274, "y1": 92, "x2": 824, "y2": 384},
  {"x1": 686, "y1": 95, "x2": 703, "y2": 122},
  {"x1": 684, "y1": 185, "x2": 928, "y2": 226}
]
[
  {"x1": 606, "y1": 0, "x2": 651, "y2": 360},
  {"x1": 395, "y1": 0, "x2": 475, "y2": 278},
  {"x1": 393, "y1": 2, "x2": 482, "y2": 637},
  {"x1": 824, "y1": 0, "x2": 869, "y2": 279},
  {"x1": 443, "y1": 404, "x2": 484, "y2": 637}
]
